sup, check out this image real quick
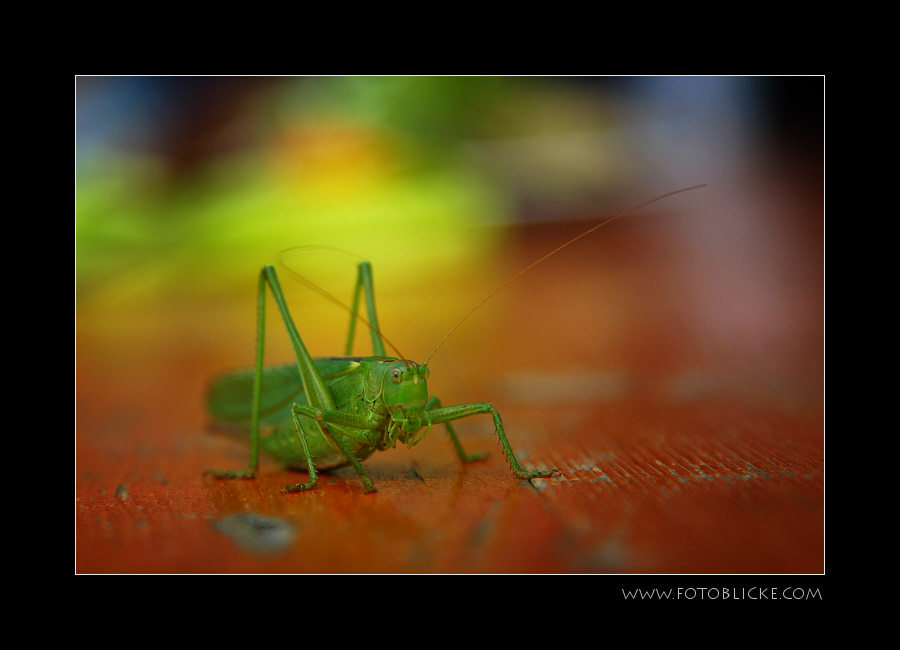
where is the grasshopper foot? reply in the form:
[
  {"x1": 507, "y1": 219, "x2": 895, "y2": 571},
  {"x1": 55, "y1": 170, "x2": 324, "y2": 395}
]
[
  {"x1": 205, "y1": 468, "x2": 256, "y2": 480},
  {"x1": 282, "y1": 480, "x2": 317, "y2": 494},
  {"x1": 461, "y1": 451, "x2": 489, "y2": 463},
  {"x1": 362, "y1": 477, "x2": 377, "y2": 494}
]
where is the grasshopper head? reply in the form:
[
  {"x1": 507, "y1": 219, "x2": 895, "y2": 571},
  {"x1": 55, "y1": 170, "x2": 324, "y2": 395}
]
[{"x1": 382, "y1": 360, "x2": 430, "y2": 446}]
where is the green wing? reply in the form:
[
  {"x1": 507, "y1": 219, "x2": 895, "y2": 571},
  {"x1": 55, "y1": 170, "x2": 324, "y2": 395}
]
[{"x1": 206, "y1": 358, "x2": 362, "y2": 428}]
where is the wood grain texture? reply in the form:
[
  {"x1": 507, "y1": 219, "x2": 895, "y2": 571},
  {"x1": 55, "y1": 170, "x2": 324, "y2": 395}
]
[{"x1": 76, "y1": 167, "x2": 823, "y2": 574}]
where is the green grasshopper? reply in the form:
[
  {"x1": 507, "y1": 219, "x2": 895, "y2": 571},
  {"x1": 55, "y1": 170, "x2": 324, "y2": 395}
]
[{"x1": 205, "y1": 185, "x2": 705, "y2": 494}]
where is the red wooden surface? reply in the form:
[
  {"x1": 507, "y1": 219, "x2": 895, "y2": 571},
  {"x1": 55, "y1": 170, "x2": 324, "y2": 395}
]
[{"x1": 76, "y1": 167, "x2": 823, "y2": 574}]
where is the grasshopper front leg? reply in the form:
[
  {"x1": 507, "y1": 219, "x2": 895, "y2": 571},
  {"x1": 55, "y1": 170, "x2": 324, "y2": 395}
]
[
  {"x1": 280, "y1": 406, "x2": 319, "y2": 493},
  {"x1": 425, "y1": 402, "x2": 560, "y2": 480},
  {"x1": 290, "y1": 403, "x2": 381, "y2": 493},
  {"x1": 423, "y1": 396, "x2": 488, "y2": 464}
]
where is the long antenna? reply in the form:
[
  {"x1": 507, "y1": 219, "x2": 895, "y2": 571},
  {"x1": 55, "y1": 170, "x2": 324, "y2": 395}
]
[
  {"x1": 276, "y1": 248, "x2": 409, "y2": 364},
  {"x1": 423, "y1": 184, "x2": 707, "y2": 366}
]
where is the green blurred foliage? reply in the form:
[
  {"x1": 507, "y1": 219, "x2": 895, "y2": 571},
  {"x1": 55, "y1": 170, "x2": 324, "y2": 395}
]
[{"x1": 76, "y1": 77, "x2": 629, "y2": 323}]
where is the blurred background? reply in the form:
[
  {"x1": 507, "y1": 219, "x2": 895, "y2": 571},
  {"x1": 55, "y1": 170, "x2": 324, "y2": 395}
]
[
  {"x1": 76, "y1": 75, "x2": 822, "y2": 369},
  {"x1": 76, "y1": 77, "x2": 823, "y2": 573}
]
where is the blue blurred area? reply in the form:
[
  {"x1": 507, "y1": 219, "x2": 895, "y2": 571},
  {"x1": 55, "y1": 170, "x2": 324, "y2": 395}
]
[
  {"x1": 77, "y1": 77, "x2": 266, "y2": 162},
  {"x1": 77, "y1": 75, "x2": 822, "y2": 179}
]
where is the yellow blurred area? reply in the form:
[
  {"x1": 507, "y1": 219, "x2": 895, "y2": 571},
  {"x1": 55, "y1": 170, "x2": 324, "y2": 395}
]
[
  {"x1": 79, "y1": 125, "x2": 500, "y2": 288},
  {"x1": 75, "y1": 77, "x2": 635, "y2": 362}
]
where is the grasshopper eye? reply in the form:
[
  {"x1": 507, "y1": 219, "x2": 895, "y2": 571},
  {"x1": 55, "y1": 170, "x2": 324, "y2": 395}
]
[
  {"x1": 421, "y1": 366, "x2": 429, "y2": 380},
  {"x1": 390, "y1": 368, "x2": 403, "y2": 384}
]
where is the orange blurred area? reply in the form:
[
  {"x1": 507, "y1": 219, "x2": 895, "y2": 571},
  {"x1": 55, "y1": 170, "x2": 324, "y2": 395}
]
[{"x1": 76, "y1": 76, "x2": 823, "y2": 575}]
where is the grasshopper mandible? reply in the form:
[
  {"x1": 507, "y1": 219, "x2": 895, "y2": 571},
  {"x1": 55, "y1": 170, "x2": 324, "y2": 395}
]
[{"x1": 205, "y1": 185, "x2": 705, "y2": 493}]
